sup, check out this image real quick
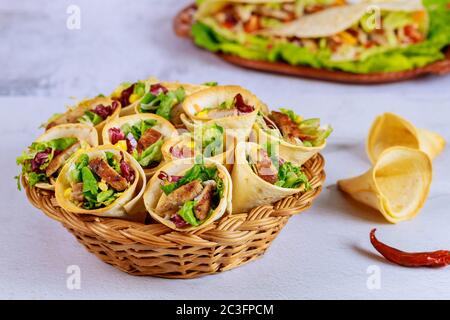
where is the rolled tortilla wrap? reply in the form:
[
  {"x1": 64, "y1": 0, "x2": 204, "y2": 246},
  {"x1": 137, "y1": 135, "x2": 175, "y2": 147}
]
[
  {"x1": 367, "y1": 112, "x2": 445, "y2": 163},
  {"x1": 144, "y1": 158, "x2": 232, "y2": 231},
  {"x1": 181, "y1": 85, "x2": 262, "y2": 141},
  {"x1": 55, "y1": 146, "x2": 147, "y2": 222},
  {"x1": 19, "y1": 123, "x2": 98, "y2": 191},
  {"x1": 196, "y1": 0, "x2": 344, "y2": 23},
  {"x1": 338, "y1": 146, "x2": 432, "y2": 223},
  {"x1": 262, "y1": 0, "x2": 428, "y2": 39},
  {"x1": 251, "y1": 111, "x2": 330, "y2": 165},
  {"x1": 102, "y1": 113, "x2": 179, "y2": 178},
  {"x1": 231, "y1": 142, "x2": 309, "y2": 213},
  {"x1": 45, "y1": 96, "x2": 121, "y2": 141},
  {"x1": 110, "y1": 77, "x2": 160, "y2": 116},
  {"x1": 161, "y1": 124, "x2": 236, "y2": 171},
  {"x1": 134, "y1": 81, "x2": 208, "y2": 127}
]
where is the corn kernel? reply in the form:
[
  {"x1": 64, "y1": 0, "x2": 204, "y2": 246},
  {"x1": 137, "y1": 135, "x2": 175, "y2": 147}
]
[
  {"x1": 64, "y1": 188, "x2": 72, "y2": 199},
  {"x1": 114, "y1": 140, "x2": 128, "y2": 152},
  {"x1": 129, "y1": 93, "x2": 139, "y2": 104},
  {"x1": 99, "y1": 181, "x2": 108, "y2": 192},
  {"x1": 412, "y1": 11, "x2": 425, "y2": 22},
  {"x1": 111, "y1": 87, "x2": 123, "y2": 99},
  {"x1": 196, "y1": 110, "x2": 209, "y2": 119},
  {"x1": 339, "y1": 31, "x2": 357, "y2": 45}
]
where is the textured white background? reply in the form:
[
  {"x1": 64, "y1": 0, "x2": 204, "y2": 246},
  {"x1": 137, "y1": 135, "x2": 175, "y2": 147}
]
[{"x1": 1, "y1": 0, "x2": 450, "y2": 299}]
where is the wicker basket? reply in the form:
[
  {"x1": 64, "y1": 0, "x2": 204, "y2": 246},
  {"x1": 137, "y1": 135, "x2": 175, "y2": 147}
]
[
  {"x1": 174, "y1": 4, "x2": 450, "y2": 84},
  {"x1": 24, "y1": 154, "x2": 325, "y2": 279}
]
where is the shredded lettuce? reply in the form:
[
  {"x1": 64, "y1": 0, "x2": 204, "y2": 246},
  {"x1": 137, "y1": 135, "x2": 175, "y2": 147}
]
[
  {"x1": 275, "y1": 162, "x2": 311, "y2": 189},
  {"x1": 192, "y1": 0, "x2": 450, "y2": 73},
  {"x1": 27, "y1": 172, "x2": 47, "y2": 187},
  {"x1": 16, "y1": 137, "x2": 79, "y2": 189}
]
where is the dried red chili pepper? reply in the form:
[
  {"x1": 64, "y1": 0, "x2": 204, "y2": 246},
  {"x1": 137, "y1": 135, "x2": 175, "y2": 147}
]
[{"x1": 370, "y1": 229, "x2": 450, "y2": 268}]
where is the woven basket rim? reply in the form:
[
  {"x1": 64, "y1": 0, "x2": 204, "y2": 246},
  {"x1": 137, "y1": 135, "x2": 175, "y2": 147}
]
[
  {"x1": 173, "y1": 4, "x2": 450, "y2": 84},
  {"x1": 25, "y1": 153, "x2": 326, "y2": 248}
]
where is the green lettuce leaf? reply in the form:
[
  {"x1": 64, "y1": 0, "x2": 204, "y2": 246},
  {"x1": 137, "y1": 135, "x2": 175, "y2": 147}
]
[
  {"x1": 177, "y1": 200, "x2": 200, "y2": 226},
  {"x1": 27, "y1": 172, "x2": 48, "y2": 187},
  {"x1": 81, "y1": 167, "x2": 98, "y2": 196},
  {"x1": 160, "y1": 164, "x2": 218, "y2": 195},
  {"x1": 275, "y1": 162, "x2": 311, "y2": 189},
  {"x1": 139, "y1": 88, "x2": 185, "y2": 120},
  {"x1": 133, "y1": 139, "x2": 163, "y2": 167}
]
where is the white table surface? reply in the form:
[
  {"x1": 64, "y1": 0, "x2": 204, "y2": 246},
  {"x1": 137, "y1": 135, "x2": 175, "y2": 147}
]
[{"x1": 1, "y1": 0, "x2": 450, "y2": 300}]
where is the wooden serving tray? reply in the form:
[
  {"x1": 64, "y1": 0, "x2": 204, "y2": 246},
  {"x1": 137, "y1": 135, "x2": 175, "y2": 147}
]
[{"x1": 174, "y1": 4, "x2": 450, "y2": 84}]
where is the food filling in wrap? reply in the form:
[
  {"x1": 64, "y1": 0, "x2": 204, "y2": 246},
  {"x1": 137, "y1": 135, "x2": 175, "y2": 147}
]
[
  {"x1": 45, "y1": 99, "x2": 119, "y2": 130},
  {"x1": 136, "y1": 83, "x2": 186, "y2": 121},
  {"x1": 63, "y1": 151, "x2": 136, "y2": 209},
  {"x1": 107, "y1": 119, "x2": 164, "y2": 169},
  {"x1": 17, "y1": 137, "x2": 88, "y2": 188},
  {"x1": 256, "y1": 109, "x2": 332, "y2": 147},
  {"x1": 248, "y1": 143, "x2": 310, "y2": 188},
  {"x1": 277, "y1": 8, "x2": 428, "y2": 61},
  {"x1": 195, "y1": 93, "x2": 255, "y2": 119},
  {"x1": 192, "y1": 0, "x2": 450, "y2": 73},
  {"x1": 169, "y1": 124, "x2": 225, "y2": 158},
  {"x1": 156, "y1": 164, "x2": 225, "y2": 228},
  {"x1": 111, "y1": 80, "x2": 147, "y2": 110},
  {"x1": 202, "y1": 0, "x2": 347, "y2": 34}
]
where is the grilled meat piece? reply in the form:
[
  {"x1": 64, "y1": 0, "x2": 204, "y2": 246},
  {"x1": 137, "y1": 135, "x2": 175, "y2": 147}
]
[
  {"x1": 89, "y1": 158, "x2": 128, "y2": 191},
  {"x1": 269, "y1": 111, "x2": 315, "y2": 142},
  {"x1": 169, "y1": 104, "x2": 185, "y2": 127},
  {"x1": 46, "y1": 106, "x2": 86, "y2": 130},
  {"x1": 46, "y1": 141, "x2": 81, "y2": 177},
  {"x1": 156, "y1": 180, "x2": 203, "y2": 213},
  {"x1": 253, "y1": 149, "x2": 278, "y2": 184},
  {"x1": 137, "y1": 128, "x2": 162, "y2": 154},
  {"x1": 254, "y1": 6, "x2": 295, "y2": 22},
  {"x1": 71, "y1": 182, "x2": 85, "y2": 202},
  {"x1": 194, "y1": 181, "x2": 216, "y2": 220}
]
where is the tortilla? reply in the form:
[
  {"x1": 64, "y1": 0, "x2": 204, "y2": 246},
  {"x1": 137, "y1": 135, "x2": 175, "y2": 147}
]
[
  {"x1": 47, "y1": 97, "x2": 121, "y2": 142},
  {"x1": 143, "y1": 158, "x2": 232, "y2": 231},
  {"x1": 231, "y1": 142, "x2": 307, "y2": 213},
  {"x1": 251, "y1": 118, "x2": 326, "y2": 166},
  {"x1": 367, "y1": 112, "x2": 445, "y2": 163},
  {"x1": 262, "y1": 0, "x2": 428, "y2": 39},
  {"x1": 196, "y1": 0, "x2": 295, "y2": 19},
  {"x1": 102, "y1": 113, "x2": 179, "y2": 177},
  {"x1": 31, "y1": 124, "x2": 99, "y2": 191},
  {"x1": 181, "y1": 85, "x2": 262, "y2": 141},
  {"x1": 338, "y1": 146, "x2": 432, "y2": 223},
  {"x1": 161, "y1": 130, "x2": 236, "y2": 171},
  {"x1": 55, "y1": 146, "x2": 147, "y2": 222}
]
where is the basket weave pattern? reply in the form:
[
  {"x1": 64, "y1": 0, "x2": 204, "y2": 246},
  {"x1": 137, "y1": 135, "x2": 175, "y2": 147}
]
[{"x1": 25, "y1": 154, "x2": 325, "y2": 278}]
